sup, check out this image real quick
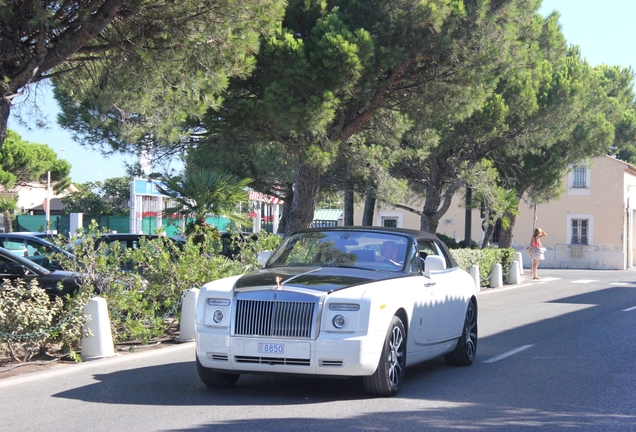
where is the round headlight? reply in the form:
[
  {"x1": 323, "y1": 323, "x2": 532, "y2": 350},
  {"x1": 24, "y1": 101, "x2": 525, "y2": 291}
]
[
  {"x1": 332, "y1": 314, "x2": 346, "y2": 329},
  {"x1": 213, "y1": 309, "x2": 224, "y2": 324}
]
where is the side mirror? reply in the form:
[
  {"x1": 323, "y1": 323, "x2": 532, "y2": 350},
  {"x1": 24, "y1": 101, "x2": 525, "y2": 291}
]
[
  {"x1": 257, "y1": 251, "x2": 274, "y2": 267},
  {"x1": 424, "y1": 255, "x2": 446, "y2": 277}
]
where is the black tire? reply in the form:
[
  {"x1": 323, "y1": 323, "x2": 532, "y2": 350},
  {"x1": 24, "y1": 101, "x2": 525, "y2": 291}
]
[
  {"x1": 444, "y1": 300, "x2": 477, "y2": 366},
  {"x1": 362, "y1": 316, "x2": 407, "y2": 397},
  {"x1": 196, "y1": 356, "x2": 240, "y2": 387}
]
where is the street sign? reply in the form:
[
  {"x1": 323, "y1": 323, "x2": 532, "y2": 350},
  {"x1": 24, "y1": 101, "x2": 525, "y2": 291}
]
[{"x1": 133, "y1": 178, "x2": 167, "y2": 197}]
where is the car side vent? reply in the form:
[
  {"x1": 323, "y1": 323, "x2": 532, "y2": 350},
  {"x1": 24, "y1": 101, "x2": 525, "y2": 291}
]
[
  {"x1": 209, "y1": 353, "x2": 229, "y2": 361},
  {"x1": 319, "y1": 359, "x2": 344, "y2": 367}
]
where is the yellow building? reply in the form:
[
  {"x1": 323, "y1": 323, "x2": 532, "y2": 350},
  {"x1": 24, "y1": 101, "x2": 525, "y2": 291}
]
[{"x1": 355, "y1": 155, "x2": 636, "y2": 270}]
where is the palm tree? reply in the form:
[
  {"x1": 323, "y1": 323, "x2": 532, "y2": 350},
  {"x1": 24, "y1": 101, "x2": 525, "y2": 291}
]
[
  {"x1": 0, "y1": 196, "x2": 18, "y2": 233},
  {"x1": 479, "y1": 188, "x2": 520, "y2": 248},
  {"x1": 157, "y1": 169, "x2": 252, "y2": 238}
]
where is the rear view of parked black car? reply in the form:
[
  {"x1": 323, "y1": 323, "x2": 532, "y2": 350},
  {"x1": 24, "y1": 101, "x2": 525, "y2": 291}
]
[
  {"x1": 0, "y1": 232, "x2": 75, "y2": 271},
  {"x1": 0, "y1": 247, "x2": 85, "y2": 298}
]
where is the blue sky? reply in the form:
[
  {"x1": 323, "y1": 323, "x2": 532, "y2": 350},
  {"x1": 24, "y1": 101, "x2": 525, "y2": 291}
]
[
  {"x1": 8, "y1": 0, "x2": 636, "y2": 184},
  {"x1": 539, "y1": 0, "x2": 636, "y2": 69},
  {"x1": 8, "y1": 87, "x2": 133, "y2": 184}
]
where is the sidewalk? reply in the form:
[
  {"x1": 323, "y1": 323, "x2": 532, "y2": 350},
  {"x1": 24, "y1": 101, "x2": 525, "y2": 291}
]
[
  {"x1": 0, "y1": 339, "x2": 193, "y2": 383},
  {"x1": 0, "y1": 340, "x2": 194, "y2": 387}
]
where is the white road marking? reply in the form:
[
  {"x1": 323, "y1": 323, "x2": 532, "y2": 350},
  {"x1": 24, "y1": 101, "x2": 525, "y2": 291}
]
[
  {"x1": 623, "y1": 306, "x2": 636, "y2": 312},
  {"x1": 478, "y1": 278, "x2": 563, "y2": 295},
  {"x1": 610, "y1": 282, "x2": 630, "y2": 286},
  {"x1": 571, "y1": 280, "x2": 599, "y2": 284},
  {"x1": 478, "y1": 284, "x2": 533, "y2": 294},
  {"x1": 482, "y1": 345, "x2": 534, "y2": 364},
  {"x1": 533, "y1": 277, "x2": 561, "y2": 282}
]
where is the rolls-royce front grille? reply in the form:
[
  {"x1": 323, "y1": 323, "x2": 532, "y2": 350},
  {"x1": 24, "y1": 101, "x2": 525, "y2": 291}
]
[{"x1": 234, "y1": 299, "x2": 314, "y2": 338}]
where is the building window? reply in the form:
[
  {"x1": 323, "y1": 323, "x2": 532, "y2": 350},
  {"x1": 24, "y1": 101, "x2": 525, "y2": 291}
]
[
  {"x1": 568, "y1": 164, "x2": 591, "y2": 196},
  {"x1": 377, "y1": 211, "x2": 403, "y2": 228},
  {"x1": 381, "y1": 217, "x2": 398, "y2": 228},
  {"x1": 572, "y1": 165, "x2": 587, "y2": 188},
  {"x1": 571, "y1": 219, "x2": 588, "y2": 245}
]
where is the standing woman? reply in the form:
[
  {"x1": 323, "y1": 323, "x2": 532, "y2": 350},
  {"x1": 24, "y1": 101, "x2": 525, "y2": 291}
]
[{"x1": 530, "y1": 228, "x2": 547, "y2": 279}]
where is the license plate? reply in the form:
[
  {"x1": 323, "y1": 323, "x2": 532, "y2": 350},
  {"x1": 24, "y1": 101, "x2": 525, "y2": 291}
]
[{"x1": 257, "y1": 343, "x2": 285, "y2": 354}]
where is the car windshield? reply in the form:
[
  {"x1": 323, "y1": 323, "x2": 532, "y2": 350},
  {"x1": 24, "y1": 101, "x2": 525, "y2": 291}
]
[{"x1": 267, "y1": 230, "x2": 410, "y2": 272}]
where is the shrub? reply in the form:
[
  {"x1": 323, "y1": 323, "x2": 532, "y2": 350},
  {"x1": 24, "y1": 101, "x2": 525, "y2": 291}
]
[
  {"x1": 0, "y1": 280, "x2": 62, "y2": 362},
  {"x1": 436, "y1": 233, "x2": 460, "y2": 249},
  {"x1": 1, "y1": 225, "x2": 281, "y2": 362},
  {"x1": 451, "y1": 247, "x2": 515, "y2": 286}
]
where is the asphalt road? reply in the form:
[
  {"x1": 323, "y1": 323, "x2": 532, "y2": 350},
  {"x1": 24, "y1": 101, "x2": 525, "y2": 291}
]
[{"x1": 1, "y1": 269, "x2": 635, "y2": 431}]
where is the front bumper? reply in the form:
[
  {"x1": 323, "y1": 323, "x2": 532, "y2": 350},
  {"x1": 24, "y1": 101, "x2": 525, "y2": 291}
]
[{"x1": 195, "y1": 326, "x2": 384, "y2": 377}]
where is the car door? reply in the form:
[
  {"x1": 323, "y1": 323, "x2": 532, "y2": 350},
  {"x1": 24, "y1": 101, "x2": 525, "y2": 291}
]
[
  {"x1": 22, "y1": 239, "x2": 63, "y2": 269},
  {"x1": 417, "y1": 239, "x2": 467, "y2": 343},
  {"x1": 0, "y1": 253, "x2": 39, "y2": 286},
  {"x1": 407, "y1": 242, "x2": 437, "y2": 347}
]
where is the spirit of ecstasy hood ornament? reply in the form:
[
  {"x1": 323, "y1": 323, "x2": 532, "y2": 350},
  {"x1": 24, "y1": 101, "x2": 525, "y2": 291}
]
[{"x1": 274, "y1": 276, "x2": 282, "y2": 290}]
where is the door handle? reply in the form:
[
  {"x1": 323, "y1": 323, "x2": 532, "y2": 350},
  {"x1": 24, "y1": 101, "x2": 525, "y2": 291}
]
[{"x1": 424, "y1": 282, "x2": 436, "y2": 287}]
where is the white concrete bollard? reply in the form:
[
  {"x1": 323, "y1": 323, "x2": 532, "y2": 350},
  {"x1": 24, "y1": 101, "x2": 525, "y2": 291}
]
[
  {"x1": 507, "y1": 260, "x2": 520, "y2": 285},
  {"x1": 176, "y1": 288, "x2": 200, "y2": 342},
  {"x1": 81, "y1": 297, "x2": 115, "y2": 360},
  {"x1": 514, "y1": 252, "x2": 524, "y2": 276},
  {"x1": 489, "y1": 263, "x2": 503, "y2": 288},
  {"x1": 469, "y1": 264, "x2": 481, "y2": 292}
]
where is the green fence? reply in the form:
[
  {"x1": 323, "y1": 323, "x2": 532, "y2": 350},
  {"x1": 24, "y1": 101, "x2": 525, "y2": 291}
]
[
  {"x1": 15, "y1": 214, "x2": 232, "y2": 236},
  {"x1": 15, "y1": 215, "x2": 70, "y2": 233}
]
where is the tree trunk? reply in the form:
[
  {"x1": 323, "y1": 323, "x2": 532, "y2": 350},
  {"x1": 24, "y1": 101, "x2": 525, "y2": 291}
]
[
  {"x1": 498, "y1": 210, "x2": 517, "y2": 248},
  {"x1": 3, "y1": 211, "x2": 13, "y2": 233},
  {"x1": 362, "y1": 195, "x2": 376, "y2": 226},
  {"x1": 418, "y1": 158, "x2": 464, "y2": 234},
  {"x1": 343, "y1": 175, "x2": 354, "y2": 226},
  {"x1": 285, "y1": 159, "x2": 321, "y2": 236},
  {"x1": 277, "y1": 183, "x2": 294, "y2": 235},
  {"x1": 480, "y1": 208, "x2": 490, "y2": 248},
  {"x1": 464, "y1": 187, "x2": 472, "y2": 246},
  {"x1": 420, "y1": 215, "x2": 439, "y2": 233},
  {"x1": 482, "y1": 220, "x2": 497, "y2": 249},
  {"x1": 0, "y1": 98, "x2": 10, "y2": 151},
  {"x1": 362, "y1": 178, "x2": 376, "y2": 226},
  {"x1": 420, "y1": 187, "x2": 443, "y2": 233}
]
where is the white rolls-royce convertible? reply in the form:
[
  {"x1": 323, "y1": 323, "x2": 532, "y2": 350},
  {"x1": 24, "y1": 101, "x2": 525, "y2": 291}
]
[{"x1": 195, "y1": 226, "x2": 478, "y2": 396}]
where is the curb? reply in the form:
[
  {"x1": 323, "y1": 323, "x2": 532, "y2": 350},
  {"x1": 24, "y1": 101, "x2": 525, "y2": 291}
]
[{"x1": 0, "y1": 341, "x2": 194, "y2": 389}]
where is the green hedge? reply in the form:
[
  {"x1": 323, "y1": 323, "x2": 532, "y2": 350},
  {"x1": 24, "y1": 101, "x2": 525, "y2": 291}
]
[{"x1": 450, "y1": 248, "x2": 515, "y2": 287}]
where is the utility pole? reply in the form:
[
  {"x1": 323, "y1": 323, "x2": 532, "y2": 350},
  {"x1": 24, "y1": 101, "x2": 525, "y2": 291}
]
[
  {"x1": 45, "y1": 171, "x2": 51, "y2": 233},
  {"x1": 464, "y1": 187, "x2": 472, "y2": 247}
]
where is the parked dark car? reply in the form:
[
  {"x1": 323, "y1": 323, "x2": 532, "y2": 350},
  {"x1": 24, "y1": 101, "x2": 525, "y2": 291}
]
[
  {"x1": 0, "y1": 246, "x2": 86, "y2": 298},
  {"x1": 171, "y1": 231, "x2": 256, "y2": 259},
  {"x1": 0, "y1": 232, "x2": 75, "y2": 271},
  {"x1": 69, "y1": 233, "x2": 185, "y2": 252},
  {"x1": 95, "y1": 233, "x2": 185, "y2": 251},
  {"x1": 12, "y1": 230, "x2": 63, "y2": 239},
  {"x1": 219, "y1": 231, "x2": 259, "y2": 259}
]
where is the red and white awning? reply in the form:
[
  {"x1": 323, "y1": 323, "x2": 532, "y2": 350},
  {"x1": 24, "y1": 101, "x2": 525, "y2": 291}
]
[{"x1": 248, "y1": 190, "x2": 284, "y2": 204}]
